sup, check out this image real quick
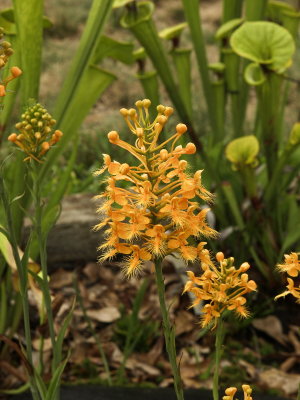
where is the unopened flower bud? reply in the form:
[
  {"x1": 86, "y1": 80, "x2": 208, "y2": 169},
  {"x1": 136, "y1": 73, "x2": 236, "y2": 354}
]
[
  {"x1": 157, "y1": 115, "x2": 167, "y2": 125},
  {"x1": 35, "y1": 132, "x2": 41, "y2": 139},
  {"x1": 225, "y1": 387, "x2": 237, "y2": 397},
  {"x1": 108, "y1": 131, "x2": 119, "y2": 143},
  {"x1": 240, "y1": 262, "x2": 250, "y2": 272},
  {"x1": 179, "y1": 160, "x2": 187, "y2": 169},
  {"x1": 185, "y1": 143, "x2": 196, "y2": 154},
  {"x1": 54, "y1": 130, "x2": 63, "y2": 138},
  {"x1": 120, "y1": 108, "x2": 128, "y2": 117},
  {"x1": 160, "y1": 149, "x2": 168, "y2": 160},
  {"x1": 8, "y1": 133, "x2": 17, "y2": 142},
  {"x1": 156, "y1": 104, "x2": 165, "y2": 114},
  {"x1": 216, "y1": 252, "x2": 224, "y2": 262},
  {"x1": 10, "y1": 66, "x2": 22, "y2": 77},
  {"x1": 1, "y1": 41, "x2": 11, "y2": 49},
  {"x1": 128, "y1": 108, "x2": 136, "y2": 118},
  {"x1": 0, "y1": 85, "x2": 5, "y2": 96},
  {"x1": 164, "y1": 107, "x2": 174, "y2": 116},
  {"x1": 135, "y1": 100, "x2": 143, "y2": 108},
  {"x1": 242, "y1": 385, "x2": 252, "y2": 394},
  {"x1": 142, "y1": 99, "x2": 151, "y2": 108},
  {"x1": 25, "y1": 124, "x2": 32, "y2": 131},
  {"x1": 176, "y1": 123, "x2": 187, "y2": 135},
  {"x1": 41, "y1": 142, "x2": 50, "y2": 151}
]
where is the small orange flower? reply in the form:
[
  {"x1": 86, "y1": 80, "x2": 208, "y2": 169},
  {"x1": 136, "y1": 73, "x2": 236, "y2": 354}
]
[
  {"x1": 275, "y1": 252, "x2": 300, "y2": 302},
  {"x1": 184, "y1": 253, "x2": 256, "y2": 327}
]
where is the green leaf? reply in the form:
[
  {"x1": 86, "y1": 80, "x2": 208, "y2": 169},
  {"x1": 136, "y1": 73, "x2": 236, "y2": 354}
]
[
  {"x1": 0, "y1": 383, "x2": 30, "y2": 395},
  {"x1": 244, "y1": 62, "x2": 266, "y2": 86},
  {"x1": 267, "y1": 1, "x2": 295, "y2": 23},
  {"x1": 45, "y1": 354, "x2": 70, "y2": 400},
  {"x1": 230, "y1": 21, "x2": 295, "y2": 73},
  {"x1": 133, "y1": 47, "x2": 146, "y2": 61},
  {"x1": 54, "y1": 298, "x2": 76, "y2": 363},
  {"x1": 113, "y1": 0, "x2": 134, "y2": 8},
  {"x1": 13, "y1": 0, "x2": 44, "y2": 104},
  {"x1": 225, "y1": 135, "x2": 259, "y2": 168},
  {"x1": 288, "y1": 122, "x2": 300, "y2": 146},
  {"x1": 215, "y1": 18, "x2": 244, "y2": 40},
  {"x1": 159, "y1": 23, "x2": 187, "y2": 40},
  {"x1": 208, "y1": 62, "x2": 225, "y2": 74},
  {"x1": 53, "y1": 0, "x2": 113, "y2": 124},
  {"x1": 93, "y1": 35, "x2": 134, "y2": 65}
]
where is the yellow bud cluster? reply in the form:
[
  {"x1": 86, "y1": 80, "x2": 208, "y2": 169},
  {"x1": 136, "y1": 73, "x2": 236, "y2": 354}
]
[
  {"x1": 7, "y1": 103, "x2": 62, "y2": 162},
  {"x1": 223, "y1": 385, "x2": 253, "y2": 400},
  {"x1": 275, "y1": 252, "x2": 300, "y2": 302},
  {"x1": 183, "y1": 252, "x2": 257, "y2": 327},
  {"x1": 95, "y1": 99, "x2": 217, "y2": 276},
  {"x1": 0, "y1": 27, "x2": 22, "y2": 99}
]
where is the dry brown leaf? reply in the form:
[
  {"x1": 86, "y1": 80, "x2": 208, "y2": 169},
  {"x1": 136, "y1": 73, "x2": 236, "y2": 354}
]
[
  {"x1": 87, "y1": 307, "x2": 120, "y2": 323},
  {"x1": 83, "y1": 262, "x2": 100, "y2": 282},
  {"x1": 238, "y1": 359, "x2": 257, "y2": 379},
  {"x1": 259, "y1": 367, "x2": 300, "y2": 395},
  {"x1": 288, "y1": 329, "x2": 300, "y2": 353},
  {"x1": 175, "y1": 311, "x2": 195, "y2": 336},
  {"x1": 50, "y1": 269, "x2": 74, "y2": 289},
  {"x1": 252, "y1": 316, "x2": 288, "y2": 345},
  {"x1": 280, "y1": 356, "x2": 297, "y2": 372},
  {"x1": 126, "y1": 358, "x2": 160, "y2": 376}
]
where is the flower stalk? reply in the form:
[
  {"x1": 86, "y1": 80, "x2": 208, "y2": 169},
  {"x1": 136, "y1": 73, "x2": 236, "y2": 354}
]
[{"x1": 154, "y1": 258, "x2": 184, "y2": 400}]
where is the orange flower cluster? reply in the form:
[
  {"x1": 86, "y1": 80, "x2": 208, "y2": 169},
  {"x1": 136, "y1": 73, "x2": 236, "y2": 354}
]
[
  {"x1": 0, "y1": 27, "x2": 22, "y2": 98},
  {"x1": 8, "y1": 103, "x2": 62, "y2": 162},
  {"x1": 183, "y1": 252, "x2": 257, "y2": 327},
  {"x1": 94, "y1": 99, "x2": 216, "y2": 276},
  {"x1": 223, "y1": 385, "x2": 253, "y2": 400},
  {"x1": 275, "y1": 252, "x2": 300, "y2": 302}
]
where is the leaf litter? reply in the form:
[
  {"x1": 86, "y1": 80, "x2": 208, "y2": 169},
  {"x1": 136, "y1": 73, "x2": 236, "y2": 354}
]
[{"x1": 1, "y1": 259, "x2": 300, "y2": 398}]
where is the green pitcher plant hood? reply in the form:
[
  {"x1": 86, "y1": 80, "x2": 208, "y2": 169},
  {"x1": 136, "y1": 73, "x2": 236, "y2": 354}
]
[
  {"x1": 225, "y1": 135, "x2": 259, "y2": 170},
  {"x1": 230, "y1": 21, "x2": 295, "y2": 74}
]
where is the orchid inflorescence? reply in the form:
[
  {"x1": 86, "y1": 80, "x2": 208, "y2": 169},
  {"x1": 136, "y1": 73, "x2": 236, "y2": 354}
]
[
  {"x1": 275, "y1": 252, "x2": 300, "y2": 302},
  {"x1": 8, "y1": 103, "x2": 63, "y2": 162},
  {"x1": 94, "y1": 99, "x2": 217, "y2": 276},
  {"x1": 183, "y1": 252, "x2": 257, "y2": 327},
  {"x1": 0, "y1": 27, "x2": 22, "y2": 98}
]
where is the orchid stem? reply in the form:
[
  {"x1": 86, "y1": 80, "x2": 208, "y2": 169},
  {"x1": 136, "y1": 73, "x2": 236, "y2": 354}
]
[
  {"x1": 213, "y1": 318, "x2": 224, "y2": 400},
  {"x1": 154, "y1": 258, "x2": 184, "y2": 400}
]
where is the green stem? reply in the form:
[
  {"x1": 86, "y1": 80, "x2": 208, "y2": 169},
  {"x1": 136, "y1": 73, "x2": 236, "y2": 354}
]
[
  {"x1": 181, "y1": 0, "x2": 218, "y2": 136},
  {"x1": 0, "y1": 177, "x2": 40, "y2": 400},
  {"x1": 31, "y1": 164, "x2": 58, "y2": 372},
  {"x1": 258, "y1": 72, "x2": 283, "y2": 180},
  {"x1": 245, "y1": 0, "x2": 268, "y2": 20},
  {"x1": 213, "y1": 318, "x2": 224, "y2": 400},
  {"x1": 154, "y1": 259, "x2": 184, "y2": 400}
]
